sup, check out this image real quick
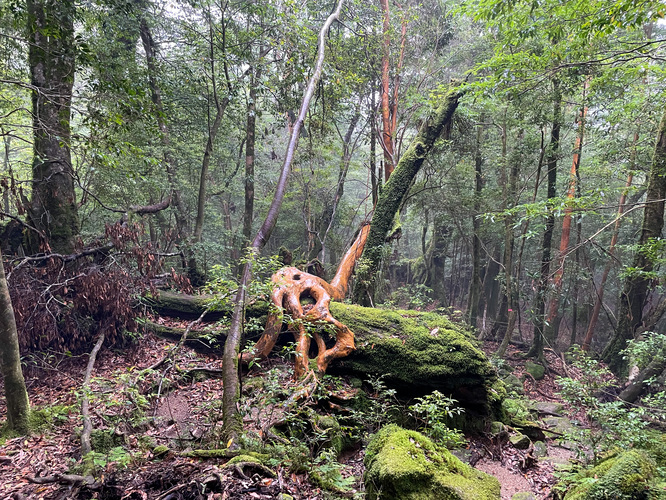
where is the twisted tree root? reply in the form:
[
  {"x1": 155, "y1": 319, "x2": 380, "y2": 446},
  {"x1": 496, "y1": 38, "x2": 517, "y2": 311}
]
[{"x1": 242, "y1": 224, "x2": 370, "y2": 378}]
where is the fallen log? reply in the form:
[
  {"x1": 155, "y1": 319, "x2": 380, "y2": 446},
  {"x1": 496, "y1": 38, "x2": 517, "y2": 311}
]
[
  {"x1": 142, "y1": 291, "x2": 267, "y2": 321},
  {"x1": 145, "y1": 292, "x2": 502, "y2": 420}
]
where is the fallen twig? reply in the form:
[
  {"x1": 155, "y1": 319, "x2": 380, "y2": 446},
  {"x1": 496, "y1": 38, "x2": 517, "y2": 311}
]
[
  {"x1": 27, "y1": 473, "x2": 96, "y2": 486},
  {"x1": 81, "y1": 332, "x2": 105, "y2": 457}
]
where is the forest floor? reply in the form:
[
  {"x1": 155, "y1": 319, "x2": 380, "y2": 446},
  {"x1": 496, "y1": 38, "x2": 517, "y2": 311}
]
[{"x1": 0, "y1": 319, "x2": 590, "y2": 500}]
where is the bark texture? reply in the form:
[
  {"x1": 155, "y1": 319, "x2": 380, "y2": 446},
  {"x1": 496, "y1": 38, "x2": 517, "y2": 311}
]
[
  {"x1": 353, "y1": 85, "x2": 461, "y2": 305},
  {"x1": 27, "y1": 0, "x2": 79, "y2": 254},
  {"x1": 0, "y1": 248, "x2": 30, "y2": 434}
]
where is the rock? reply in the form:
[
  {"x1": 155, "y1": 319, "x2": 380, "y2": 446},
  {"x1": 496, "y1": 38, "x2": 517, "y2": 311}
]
[
  {"x1": 503, "y1": 374, "x2": 525, "y2": 395},
  {"x1": 562, "y1": 450, "x2": 655, "y2": 499},
  {"x1": 489, "y1": 421, "x2": 506, "y2": 436},
  {"x1": 312, "y1": 414, "x2": 350, "y2": 455},
  {"x1": 509, "y1": 433, "x2": 531, "y2": 450},
  {"x1": 511, "y1": 493, "x2": 536, "y2": 500},
  {"x1": 514, "y1": 422, "x2": 546, "y2": 442},
  {"x1": 542, "y1": 416, "x2": 575, "y2": 438},
  {"x1": 533, "y1": 441, "x2": 548, "y2": 458},
  {"x1": 527, "y1": 401, "x2": 564, "y2": 416},
  {"x1": 330, "y1": 304, "x2": 504, "y2": 422},
  {"x1": 364, "y1": 425, "x2": 500, "y2": 500},
  {"x1": 524, "y1": 361, "x2": 545, "y2": 380}
]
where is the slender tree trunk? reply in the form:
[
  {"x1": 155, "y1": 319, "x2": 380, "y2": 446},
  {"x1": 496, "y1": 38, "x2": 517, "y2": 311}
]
[
  {"x1": 194, "y1": 10, "x2": 231, "y2": 244},
  {"x1": 370, "y1": 86, "x2": 379, "y2": 205},
  {"x1": 468, "y1": 123, "x2": 484, "y2": 327},
  {"x1": 243, "y1": 68, "x2": 260, "y2": 243},
  {"x1": 222, "y1": 1, "x2": 345, "y2": 443},
  {"x1": 528, "y1": 80, "x2": 562, "y2": 360},
  {"x1": 26, "y1": 0, "x2": 79, "y2": 254},
  {"x1": 582, "y1": 172, "x2": 633, "y2": 351},
  {"x1": 0, "y1": 247, "x2": 30, "y2": 434},
  {"x1": 495, "y1": 129, "x2": 521, "y2": 351},
  {"x1": 139, "y1": 18, "x2": 188, "y2": 241},
  {"x1": 424, "y1": 216, "x2": 448, "y2": 304},
  {"x1": 379, "y1": 0, "x2": 394, "y2": 179},
  {"x1": 353, "y1": 85, "x2": 462, "y2": 305},
  {"x1": 603, "y1": 109, "x2": 666, "y2": 373},
  {"x1": 545, "y1": 79, "x2": 588, "y2": 345},
  {"x1": 316, "y1": 109, "x2": 361, "y2": 263}
]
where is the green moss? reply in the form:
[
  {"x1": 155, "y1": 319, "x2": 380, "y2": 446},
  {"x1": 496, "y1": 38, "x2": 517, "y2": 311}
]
[
  {"x1": 364, "y1": 425, "x2": 500, "y2": 500},
  {"x1": 227, "y1": 454, "x2": 264, "y2": 465},
  {"x1": 28, "y1": 405, "x2": 72, "y2": 432},
  {"x1": 331, "y1": 304, "x2": 500, "y2": 423},
  {"x1": 90, "y1": 429, "x2": 125, "y2": 453},
  {"x1": 152, "y1": 445, "x2": 169, "y2": 457},
  {"x1": 525, "y1": 361, "x2": 545, "y2": 380},
  {"x1": 564, "y1": 450, "x2": 656, "y2": 500}
]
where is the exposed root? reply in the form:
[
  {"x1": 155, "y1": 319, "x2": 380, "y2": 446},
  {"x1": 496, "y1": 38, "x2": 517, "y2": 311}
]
[{"x1": 242, "y1": 224, "x2": 370, "y2": 378}]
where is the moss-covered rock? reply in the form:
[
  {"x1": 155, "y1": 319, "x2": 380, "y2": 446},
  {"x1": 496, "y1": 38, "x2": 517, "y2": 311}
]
[
  {"x1": 330, "y1": 304, "x2": 502, "y2": 420},
  {"x1": 364, "y1": 425, "x2": 500, "y2": 500},
  {"x1": 509, "y1": 433, "x2": 531, "y2": 450},
  {"x1": 312, "y1": 414, "x2": 351, "y2": 455},
  {"x1": 525, "y1": 361, "x2": 545, "y2": 380},
  {"x1": 564, "y1": 450, "x2": 656, "y2": 500}
]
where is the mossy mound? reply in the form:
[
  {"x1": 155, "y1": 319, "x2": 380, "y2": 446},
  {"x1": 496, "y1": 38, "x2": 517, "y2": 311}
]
[
  {"x1": 330, "y1": 304, "x2": 503, "y2": 419},
  {"x1": 364, "y1": 424, "x2": 500, "y2": 500},
  {"x1": 564, "y1": 450, "x2": 657, "y2": 499}
]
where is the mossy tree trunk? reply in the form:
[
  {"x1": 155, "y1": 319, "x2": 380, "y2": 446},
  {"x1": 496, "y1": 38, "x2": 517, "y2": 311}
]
[
  {"x1": 602, "y1": 109, "x2": 666, "y2": 373},
  {"x1": 26, "y1": 0, "x2": 79, "y2": 254},
  {"x1": 528, "y1": 80, "x2": 561, "y2": 360},
  {"x1": 0, "y1": 248, "x2": 30, "y2": 434},
  {"x1": 353, "y1": 85, "x2": 462, "y2": 305}
]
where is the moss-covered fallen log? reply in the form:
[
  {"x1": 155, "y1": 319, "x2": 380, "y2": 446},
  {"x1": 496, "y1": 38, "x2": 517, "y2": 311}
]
[
  {"x1": 142, "y1": 320, "x2": 226, "y2": 351},
  {"x1": 145, "y1": 292, "x2": 502, "y2": 419},
  {"x1": 329, "y1": 303, "x2": 503, "y2": 420},
  {"x1": 142, "y1": 291, "x2": 267, "y2": 320}
]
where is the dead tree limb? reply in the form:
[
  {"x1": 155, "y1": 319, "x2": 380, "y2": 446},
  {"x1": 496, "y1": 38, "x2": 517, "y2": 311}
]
[
  {"x1": 81, "y1": 332, "x2": 105, "y2": 457},
  {"x1": 221, "y1": 0, "x2": 346, "y2": 443}
]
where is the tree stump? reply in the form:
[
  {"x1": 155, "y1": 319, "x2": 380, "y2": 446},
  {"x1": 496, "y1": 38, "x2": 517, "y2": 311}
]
[{"x1": 242, "y1": 224, "x2": 370, "y2": 378}]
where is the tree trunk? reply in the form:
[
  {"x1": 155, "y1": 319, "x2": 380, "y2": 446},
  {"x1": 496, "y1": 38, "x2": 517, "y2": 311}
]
[
  {"x1": 603, "y1": 109, "x2": 666, "y2": 373},
  {"x1": 582, "y1": 172, "x2": 633, "y2": 351},
  {"x1": 26, "y1": 0, "x2": 79, "y2": 254},
  {"x1": 0, "y1": 247, "x2": 30, "y2": 434},
  {"x1": 193, "y1": 9, "x2": 231, "y2": 244},
  {"x1": 312, "y1": 108, "x2": 361, "y2": 263},
  {"x1": 242, "y1": 66, "x2": 262, "y2": 245},
  {"x1": 139, "y1": 17, "x2": 189, "y2": 241},
  {"x1": 370, "y1": 85, "x2": 379, "y2": 206},
  {"x1": 545, "y1": 79, "x2": 588, "y2": 345},
  {"x1": 379, "y1": 0, "x2": 395, "y2": 178},
  {"x1": 424, "y1": 216, "x2": 449, "y2": 304},
  {"x1": 353, "y1": 85, "x2": 462, "y2": 305},
  {"x1": 528, "y1": 80, "x2": 562, "y2": 360},
  {"x1": 494, "y1": 128, "x2": 521, "y2": 350},
  {"x1": 222, "y1": 1, "x2": 345, "y2": 444},
  {"x1": 468, "y1": 123, "x2": 484, "y2": 327}
]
